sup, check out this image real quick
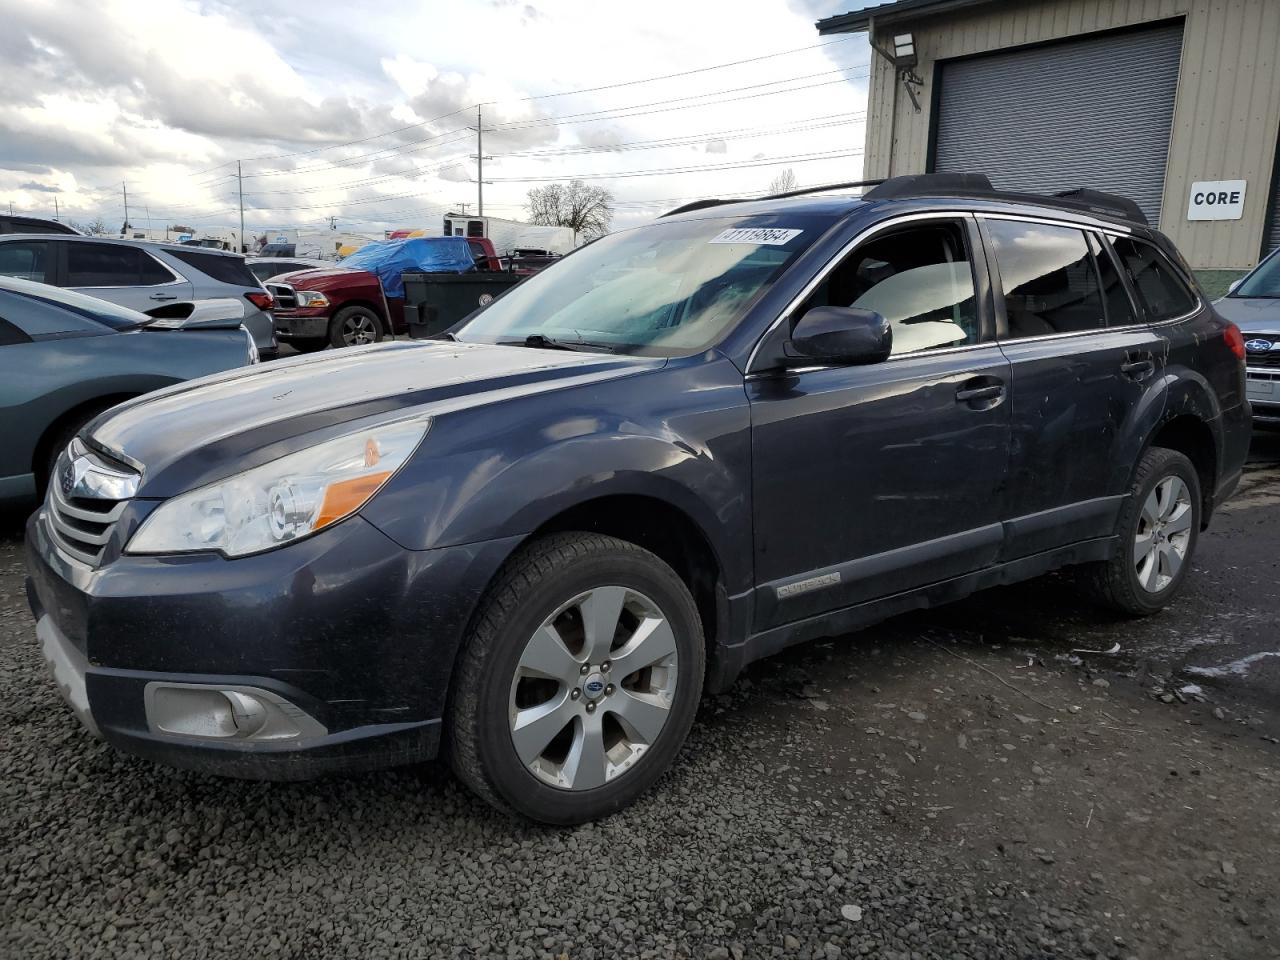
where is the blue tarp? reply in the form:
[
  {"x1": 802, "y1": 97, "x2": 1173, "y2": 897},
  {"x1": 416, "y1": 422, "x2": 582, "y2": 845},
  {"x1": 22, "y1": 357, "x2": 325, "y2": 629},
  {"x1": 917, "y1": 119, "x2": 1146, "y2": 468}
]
[{"x1": 338, "y1": 237, "x2": 476, "y2": 299}]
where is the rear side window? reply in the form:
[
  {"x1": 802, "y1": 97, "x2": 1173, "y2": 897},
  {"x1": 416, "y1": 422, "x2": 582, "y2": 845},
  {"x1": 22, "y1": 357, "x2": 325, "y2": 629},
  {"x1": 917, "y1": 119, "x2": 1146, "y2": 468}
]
[
  {"x1": 986, "y1": 220, "x2": 1105, "y2": 338},
  {"x1": 168, "y1": 249, "x2": 259, "y2": 287},
  {"x1": 0, "y1": 241, "x2": 51, "y2": 283},
  {"x1": 1111, "y1": 237, "x2": 1197, "y2": 322},
  {"x1": 66, "y1": 243, "x2": 152, "y2": 286},
  {"x1": 139, "y1": 252, "x2": 175, "y2": 285},
  {"x1": 1089, "y1": 233, "x2": 1139, "y2": 327}
]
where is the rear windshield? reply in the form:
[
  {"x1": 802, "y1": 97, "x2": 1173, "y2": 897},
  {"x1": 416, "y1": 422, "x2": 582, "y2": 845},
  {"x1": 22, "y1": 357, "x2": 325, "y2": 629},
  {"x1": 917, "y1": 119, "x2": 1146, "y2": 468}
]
[
  {"x1": 1233, "y1": 249, "x2": 1280, "y2": 299},
  {"x1": 169, "y1": 249, "x2": 260, "y2": 287},
  {"x1": 456, "y1": 215, "x2": 829, "y2": 356}
]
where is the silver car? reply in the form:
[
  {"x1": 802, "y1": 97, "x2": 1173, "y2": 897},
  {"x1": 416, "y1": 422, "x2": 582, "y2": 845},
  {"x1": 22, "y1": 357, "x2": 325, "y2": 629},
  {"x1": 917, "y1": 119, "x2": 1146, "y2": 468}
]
[
  {"x1": 0, "y1": 234, "x2": 278, "y2": 357},
  {"x1": 1215, "y1": 247, "x2": 1280, "y2": 424}
]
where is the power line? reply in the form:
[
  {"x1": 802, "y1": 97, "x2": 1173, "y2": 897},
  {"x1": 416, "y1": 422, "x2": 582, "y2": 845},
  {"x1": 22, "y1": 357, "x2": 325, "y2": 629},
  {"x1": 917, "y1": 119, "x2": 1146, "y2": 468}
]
[{"x1": 482, "y1": 148, "x2": 865, "y2": 183}]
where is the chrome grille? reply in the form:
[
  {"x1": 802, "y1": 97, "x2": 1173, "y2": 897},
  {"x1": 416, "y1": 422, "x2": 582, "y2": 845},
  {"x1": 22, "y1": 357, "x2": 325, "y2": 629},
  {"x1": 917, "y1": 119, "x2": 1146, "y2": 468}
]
[
  {"x1": 44, "y1": 440, "x2": 139, "y2": 567},
  {"x1": 1244, "y1": 334, "x2": 1280, "y2": 369},
  {"x1": 267, "y1": 282, "x2": 297, "y2": 310}
]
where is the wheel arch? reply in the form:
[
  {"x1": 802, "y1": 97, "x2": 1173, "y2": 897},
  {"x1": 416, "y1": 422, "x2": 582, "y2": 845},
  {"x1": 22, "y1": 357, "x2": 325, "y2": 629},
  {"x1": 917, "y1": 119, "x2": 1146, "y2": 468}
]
[{"x1": 33, "y1": 392, "x2": 140, "y2": 485}]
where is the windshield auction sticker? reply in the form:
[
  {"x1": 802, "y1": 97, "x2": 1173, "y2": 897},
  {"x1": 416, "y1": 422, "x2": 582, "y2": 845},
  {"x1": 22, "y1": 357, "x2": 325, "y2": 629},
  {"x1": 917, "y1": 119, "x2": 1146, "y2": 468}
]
[{"x1": 709, "y1": 227, "x2": 803, "y2": 245}]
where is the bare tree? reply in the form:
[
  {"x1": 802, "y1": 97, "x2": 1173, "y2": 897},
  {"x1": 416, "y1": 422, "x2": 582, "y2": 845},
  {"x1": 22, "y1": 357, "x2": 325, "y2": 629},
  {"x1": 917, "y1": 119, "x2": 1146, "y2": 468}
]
[
  {"x1": 526, "y1": 180, "x2": 614, "y2": 241},
  {"x1": 767, "y1": 169, "x2": 798, "y2": 195},
  {"x1": 68, "y1": 217, "x2": 107, "y2": 235}
]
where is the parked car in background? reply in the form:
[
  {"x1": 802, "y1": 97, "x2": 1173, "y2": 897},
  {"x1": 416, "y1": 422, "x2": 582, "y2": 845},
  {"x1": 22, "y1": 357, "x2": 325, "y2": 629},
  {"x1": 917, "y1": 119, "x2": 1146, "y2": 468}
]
[
  {"x1": 0, "y1": 234, "x2": 277, "y2": 358},
  {"x1": 0, "y1": 277, "x2": 257, "y2": 504},
  {"x1": 0, "y1": 214, "x2": 79, "y2": 235},
  {"x1": 1214, "y1": 246, "x2": 1280, "y2": 424},
  {"x1": 268, "y1": 236, "x2": 501, "y2": 350},
  {"x1": 23, "y1": 174, "x2": 1250, "y2": 824},
  {"x1": 246, "y1": 256, "x2": 329, "y2": 284}
]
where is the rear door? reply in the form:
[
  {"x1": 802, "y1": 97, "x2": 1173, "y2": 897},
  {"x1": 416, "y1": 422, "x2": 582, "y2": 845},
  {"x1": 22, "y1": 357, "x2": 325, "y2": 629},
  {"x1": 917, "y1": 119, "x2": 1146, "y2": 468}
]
[
  {"x1": 59, "y1": 241, "x2": 191, "y2": 311},
  {"x1": 0, "y1": 239, "x2": 55, "y2": 283},
  {"x1": 748, "y1": 214, "x2": 1012, "y2": 629},
  {"x1": 981, "y1": 215, "x2": 1168, "y2": 558}
]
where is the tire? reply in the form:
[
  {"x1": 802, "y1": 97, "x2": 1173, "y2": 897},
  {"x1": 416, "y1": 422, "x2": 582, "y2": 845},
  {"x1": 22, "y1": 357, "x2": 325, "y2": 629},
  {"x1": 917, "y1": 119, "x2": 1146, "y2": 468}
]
[
  {"x1": 1080, "y1": 446, "x2": 1201, "y2": 616},
  {"x1": 289, "y1": 338, "x2": 327, "y2": 354},
  {"x1": 448, "y1": 532, "x2": 705, "y2": 824},
  {"x1": 327, "y1": 306, "x2": 383, "y2": 348}
]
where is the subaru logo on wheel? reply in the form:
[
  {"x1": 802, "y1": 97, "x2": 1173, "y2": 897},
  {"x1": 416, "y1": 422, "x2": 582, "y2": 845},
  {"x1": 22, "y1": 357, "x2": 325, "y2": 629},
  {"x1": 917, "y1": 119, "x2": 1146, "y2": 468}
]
[
  {"x1": 1245, "y1": 338, "x2": 1274, "y2": 353},
  {"x1": 584, "y1": 676, "x2": 606, "y2": 698}
]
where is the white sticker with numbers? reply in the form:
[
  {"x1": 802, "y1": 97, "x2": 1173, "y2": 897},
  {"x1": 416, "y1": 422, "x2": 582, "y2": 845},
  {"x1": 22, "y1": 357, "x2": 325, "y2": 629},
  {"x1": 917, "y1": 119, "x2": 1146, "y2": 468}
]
[{"x1": 709, "y1": 227, "x2": 803, "y2": 245}]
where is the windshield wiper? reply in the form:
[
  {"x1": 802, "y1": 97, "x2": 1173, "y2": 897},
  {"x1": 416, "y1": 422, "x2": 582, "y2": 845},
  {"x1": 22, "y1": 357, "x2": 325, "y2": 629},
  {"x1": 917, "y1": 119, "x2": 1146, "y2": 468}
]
[{"x1": 504, "y1": 334, "x2": 617, "y2": 353}]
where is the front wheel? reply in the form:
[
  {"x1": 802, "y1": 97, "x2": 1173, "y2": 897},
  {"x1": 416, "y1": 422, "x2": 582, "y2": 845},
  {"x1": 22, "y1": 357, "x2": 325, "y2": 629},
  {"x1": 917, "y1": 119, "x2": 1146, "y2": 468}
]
[
  {"x1": 1080, "y1": 446, "x2": 1201, "y2": 616},
  {"x1": 328, "y1": 306, "x2": 383, "y2": 348},
  {"x1": 448, "y1": 533, "x2": 705, "y2": 824}
]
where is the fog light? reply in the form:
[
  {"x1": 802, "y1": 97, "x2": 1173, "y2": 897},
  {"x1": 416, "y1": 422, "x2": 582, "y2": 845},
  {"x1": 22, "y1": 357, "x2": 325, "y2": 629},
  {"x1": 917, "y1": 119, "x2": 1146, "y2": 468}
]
[{"x1": 144, "y1": 683, "x2": 326, "y2": 742}]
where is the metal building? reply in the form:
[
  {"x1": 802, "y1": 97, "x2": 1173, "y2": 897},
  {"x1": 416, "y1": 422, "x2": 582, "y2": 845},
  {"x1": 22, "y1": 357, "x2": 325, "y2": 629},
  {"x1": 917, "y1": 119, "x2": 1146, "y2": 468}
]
[{"x1": 817, "y1": 0, "x2": 1280, "y2": 283}]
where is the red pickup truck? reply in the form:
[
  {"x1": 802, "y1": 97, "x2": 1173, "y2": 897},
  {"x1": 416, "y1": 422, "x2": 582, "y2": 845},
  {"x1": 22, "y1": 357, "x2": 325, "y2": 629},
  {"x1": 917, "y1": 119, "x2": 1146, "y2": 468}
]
[{"x1": 268, "y1": 236, "x2": 501, "y2": 351}]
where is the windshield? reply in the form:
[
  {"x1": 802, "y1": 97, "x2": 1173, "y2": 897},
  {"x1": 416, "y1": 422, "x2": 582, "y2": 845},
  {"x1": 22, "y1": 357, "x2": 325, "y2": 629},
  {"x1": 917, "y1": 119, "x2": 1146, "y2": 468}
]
[
  {"x1": 1233, "y1": 249, "x2": 1280, "y2": 298},
  {"x1": 0, "y1": 275, "x2": 149, "y2": 330},
  {"x1": 455, "y1": 215, "x2": 827, "y2": 355}
]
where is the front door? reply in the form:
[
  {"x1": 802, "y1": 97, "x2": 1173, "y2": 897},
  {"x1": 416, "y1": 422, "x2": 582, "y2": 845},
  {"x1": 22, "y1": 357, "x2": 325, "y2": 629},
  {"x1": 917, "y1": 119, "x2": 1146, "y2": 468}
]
[
  {"x1": 748, "y1": 216, "x2": 1011, "y2": 630},
  {"x1": 980, "y1": 216, "x2": 1169, "y2": 559}
]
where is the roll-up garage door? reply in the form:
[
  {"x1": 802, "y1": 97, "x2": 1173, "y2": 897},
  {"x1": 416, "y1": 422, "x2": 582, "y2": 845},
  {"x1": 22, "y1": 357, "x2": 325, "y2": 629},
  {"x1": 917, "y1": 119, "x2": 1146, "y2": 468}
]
[
  {"x1": 1267, "y1": 135, "x2": 1280, "y2": 252},
  {"x1": 933, "y1": 23, "x2": 1184, "y2": 227}
]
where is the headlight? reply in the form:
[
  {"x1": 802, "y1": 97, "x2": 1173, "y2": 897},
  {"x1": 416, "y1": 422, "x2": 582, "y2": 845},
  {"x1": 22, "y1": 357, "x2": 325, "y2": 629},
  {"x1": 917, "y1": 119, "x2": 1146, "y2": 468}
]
[
  {"x1": 126, "y1": 416, "x2": 430, "y2": 557},
  {"x1": 295, "y1": 291, "x2": 330, "y2": 308}
]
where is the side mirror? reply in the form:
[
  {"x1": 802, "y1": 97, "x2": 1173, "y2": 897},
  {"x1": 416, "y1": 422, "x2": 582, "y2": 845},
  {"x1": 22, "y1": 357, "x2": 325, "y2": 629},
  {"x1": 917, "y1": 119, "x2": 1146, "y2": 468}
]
[
  {"x1": 1227, "y1": 278, "x2": 1242, "y2": 294},
  {"x1": 786, "y1": 305, "x2": 892, "y2": 365}
]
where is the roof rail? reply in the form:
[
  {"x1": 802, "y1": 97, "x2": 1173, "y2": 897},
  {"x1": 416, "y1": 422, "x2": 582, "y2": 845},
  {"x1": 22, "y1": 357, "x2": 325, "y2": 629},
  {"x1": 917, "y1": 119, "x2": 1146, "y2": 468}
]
[
  {"x1": 660, "y1": 199, "x2": 744, "y2": 217},
  {"x1": 1050, "y1": 188, "x2": 1148, "y2": 225},
  {"x1": 861, "y1": 173, "x2": 1148, "y2": 225},
  {"x1": 862, "y1": 173, "x2": 995, "y2": 200},
  {"x1": 761, "y1": 178, "x2": 886, "y2": 201}
]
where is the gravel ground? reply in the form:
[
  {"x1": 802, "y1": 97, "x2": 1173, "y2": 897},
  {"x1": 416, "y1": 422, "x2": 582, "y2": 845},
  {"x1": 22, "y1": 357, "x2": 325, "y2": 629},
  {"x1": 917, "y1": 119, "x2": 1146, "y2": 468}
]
[{"x1": 2, "y1": 444, "x2": 1279, "y2": 959}]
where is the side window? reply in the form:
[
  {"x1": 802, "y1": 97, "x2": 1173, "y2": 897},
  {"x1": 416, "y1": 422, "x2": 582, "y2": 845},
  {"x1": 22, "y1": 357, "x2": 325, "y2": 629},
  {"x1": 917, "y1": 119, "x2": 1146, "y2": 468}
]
[
  {"x1": 0, "y1": 317, "x2": 32, "y2": 346},
  {"x1": 1111, "y1": 236, "x2": 1198, "y2": 322},
  {"x1": 1089, "y1": 233, "x2": 1139, "y2": 327},
  {"x1": 65, "y1": 243, "x2": 143, "y2": 287},
  {"x1": 797, "y1": 221, "x2": 980, "y2": 356},
  {"x1": 0, "y1": 241, "x2": 51, "y2": 283},
  {"x1": 138, "y1": 252, "x2": 175, "y2": 285},
  {"x1": 986, "y1": 220, "x2": 1105, "y2": 338}
]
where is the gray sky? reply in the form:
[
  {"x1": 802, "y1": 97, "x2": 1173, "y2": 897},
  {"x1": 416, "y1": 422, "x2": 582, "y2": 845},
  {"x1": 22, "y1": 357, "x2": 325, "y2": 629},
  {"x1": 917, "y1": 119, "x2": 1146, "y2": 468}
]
[{"x1": 0, "y1": 0, "x2": 870, "y2": 235}]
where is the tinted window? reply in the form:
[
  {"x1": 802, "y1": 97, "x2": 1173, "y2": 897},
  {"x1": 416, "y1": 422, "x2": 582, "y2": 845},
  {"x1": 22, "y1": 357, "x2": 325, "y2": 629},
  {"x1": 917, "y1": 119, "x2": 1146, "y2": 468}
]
[
  {"x1": 1089, "y1": 233, "x2": 1138, "y2": 327},
  {"x1": 799, "y1": 221, "x2": 979, "y2": 355},
  {"x1": 66, "y1": 243, "x2": 144, "y2": 286},
  {"x1": 139, "y1": 252, "x2": 174, "y2": 285},
  {"x1": 0, "y1": 241, "x2": 51, "y2": 282},
  {"x1": 168, "y1": 249, "x2": 258, "y2": 286},
  {"x1": 1111, "y1": 237, "x2": 1197, "y2": 321},
  {"x1": 987, "y1": 220, "x2": 1105, "y2": 337},
  {"x1": 0, "y1": 317, "x2": 32, "y2": 345}
]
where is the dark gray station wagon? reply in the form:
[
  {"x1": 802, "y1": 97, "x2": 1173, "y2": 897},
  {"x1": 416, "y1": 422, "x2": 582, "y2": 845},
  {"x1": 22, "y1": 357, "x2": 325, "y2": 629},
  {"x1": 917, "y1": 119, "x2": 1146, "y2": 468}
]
[{"x1": 26, "y1": 174, "x2": 1251, "y2": 823}]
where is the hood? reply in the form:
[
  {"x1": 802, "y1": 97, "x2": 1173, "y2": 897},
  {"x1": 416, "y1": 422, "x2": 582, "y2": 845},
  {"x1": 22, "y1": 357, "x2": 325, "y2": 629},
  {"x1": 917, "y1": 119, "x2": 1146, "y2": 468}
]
[
  {"x1": 1213, "y1": 295, "x2": 1280, "y2": 332},
  {"x1": 274, "y1": 266, "x2": 367, "y2": 291},
  {"x1": 88, "y1": 340, "x2": 660, "y2": 497}
]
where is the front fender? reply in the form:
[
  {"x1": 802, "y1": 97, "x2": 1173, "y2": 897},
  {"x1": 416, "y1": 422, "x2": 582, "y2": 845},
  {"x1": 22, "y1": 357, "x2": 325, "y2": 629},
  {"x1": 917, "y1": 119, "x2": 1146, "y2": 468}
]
[{"x1": 361, "y1": 357, "x2": 754, "y2": 594}]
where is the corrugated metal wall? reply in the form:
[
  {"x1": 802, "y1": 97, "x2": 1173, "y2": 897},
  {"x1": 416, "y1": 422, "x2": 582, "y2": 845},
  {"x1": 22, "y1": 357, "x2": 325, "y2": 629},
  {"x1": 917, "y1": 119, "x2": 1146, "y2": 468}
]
[
  {"x1": 933, "y1": 23, "x2": 1183, "y2": 225},
  {"x1": 855, "y1": 0, "x2": 1280, "y2": 270}
]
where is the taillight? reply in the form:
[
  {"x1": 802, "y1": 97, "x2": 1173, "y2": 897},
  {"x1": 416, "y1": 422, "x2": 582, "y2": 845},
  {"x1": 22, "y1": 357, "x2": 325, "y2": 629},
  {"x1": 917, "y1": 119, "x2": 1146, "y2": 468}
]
[
  {"x1": 1224, "y1": 323, "x2": 1246, "y2": 360},
  {"x1": 245, "y1": 291, "x2": 274, "y2": 311}
]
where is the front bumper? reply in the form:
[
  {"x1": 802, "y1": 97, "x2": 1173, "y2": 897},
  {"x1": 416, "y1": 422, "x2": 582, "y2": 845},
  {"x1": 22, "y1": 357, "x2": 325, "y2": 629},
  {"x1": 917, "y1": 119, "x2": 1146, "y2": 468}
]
[
  {"x1": 1246, "y1": 367, "x2": 1280, "y2": 422},
  {"x1": 273, "y1": 309, "x2": 329, "y2": 340},
  {"x1": 25, "y1": 507, "x2": 520, "y2": 779}
]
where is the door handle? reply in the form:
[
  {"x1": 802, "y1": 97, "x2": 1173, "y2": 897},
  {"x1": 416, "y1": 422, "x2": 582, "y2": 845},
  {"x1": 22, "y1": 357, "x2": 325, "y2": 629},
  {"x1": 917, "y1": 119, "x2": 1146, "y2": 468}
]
[
  {"x1": 955, "y1": 383, "x2": 1004, "y2": 403},
  {"x1": 149, "y1": 293, "x2": 178, "y2": 301},
  {"x1": 1120, "y1": 358, "x2": 1155, "y2": 381}
]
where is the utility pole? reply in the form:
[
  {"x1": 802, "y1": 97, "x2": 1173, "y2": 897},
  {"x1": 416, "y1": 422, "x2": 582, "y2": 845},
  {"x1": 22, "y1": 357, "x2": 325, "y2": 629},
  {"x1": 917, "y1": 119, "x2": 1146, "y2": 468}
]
[
  {"x1": 476, "y1": 105, "x2": 484, "y2": 217},
  {"x1": 8, "y1": 201, "x2": 13, "y2": 215},
  {"x1": 238, "y1": 160, "x2": 245, "y2": 254},
  {"x1": 145, "y1": 204, "x2": 152, "y2": 239},
  {"x1": 54, "y1": 196, "x2": 59, "y2": 220},
  {"x1": 122, "y1": 182, "x2": 129, "y2": 233}
]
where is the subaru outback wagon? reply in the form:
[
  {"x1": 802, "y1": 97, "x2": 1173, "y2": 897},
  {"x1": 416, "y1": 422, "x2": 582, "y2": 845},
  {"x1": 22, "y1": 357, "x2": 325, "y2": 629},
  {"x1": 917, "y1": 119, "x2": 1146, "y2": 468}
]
[{"x1": 26, "y1": 174, "x2": 1250, "y2": 824}]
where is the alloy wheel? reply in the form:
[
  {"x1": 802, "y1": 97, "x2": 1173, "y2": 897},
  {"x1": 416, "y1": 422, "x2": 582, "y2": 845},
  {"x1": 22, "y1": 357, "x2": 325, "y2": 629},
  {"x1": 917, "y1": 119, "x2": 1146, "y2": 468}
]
[
  {"x1": 508, "y1": 586, "x2": 679, "y2": 790},
  {"x1": 1133, "y1": 475, "x2": 1193, "y2": 593},
  {"x1": 342, "y1": 315, "x2": 378, "y2": 345}
]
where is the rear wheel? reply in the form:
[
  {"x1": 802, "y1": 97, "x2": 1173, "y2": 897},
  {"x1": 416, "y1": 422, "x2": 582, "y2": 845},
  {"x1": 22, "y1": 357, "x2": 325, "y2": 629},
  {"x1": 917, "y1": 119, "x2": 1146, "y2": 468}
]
[
  {"x1": 328, "y1": 306, "x2": 383, "y2": 348},
  {"x1": 448, "y1": 533, "x2": 704, "y2": 824},
  {"x1": 1080, "y1": 446, "x2": 1201, "y2": 616}
]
